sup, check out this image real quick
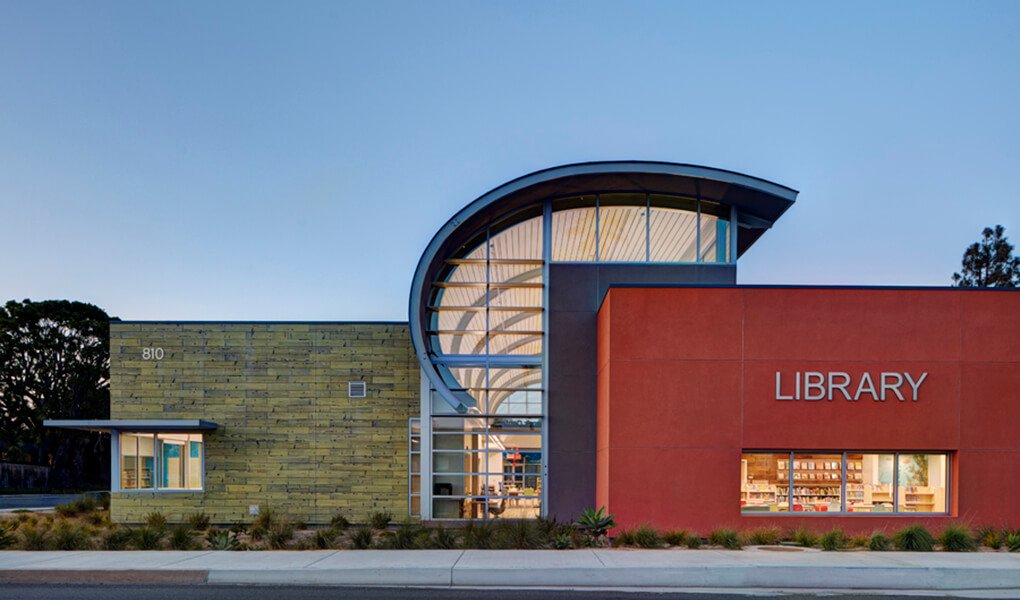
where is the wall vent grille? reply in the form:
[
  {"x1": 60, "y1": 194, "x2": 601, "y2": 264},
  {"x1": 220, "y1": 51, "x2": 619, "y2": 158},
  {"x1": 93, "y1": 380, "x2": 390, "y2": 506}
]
[{"x1": 348, "y1": 381, "x2": 367, "y2": 398}]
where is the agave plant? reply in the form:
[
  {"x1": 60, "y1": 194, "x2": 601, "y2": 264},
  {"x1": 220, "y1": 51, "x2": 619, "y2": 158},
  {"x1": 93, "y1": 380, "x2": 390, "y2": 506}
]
[
  {"x1": 574, "y1": 507, "x2": 616, "y2": 540},
  {"x1": 206, "y1": 529, "x2": 240, "y2": 551}
]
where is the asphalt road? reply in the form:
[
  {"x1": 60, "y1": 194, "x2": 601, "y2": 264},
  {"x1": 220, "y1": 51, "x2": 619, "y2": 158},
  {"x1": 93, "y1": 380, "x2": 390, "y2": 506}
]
[{"x1": 0, "y1": 586, "x2": 954, "y2": 600}]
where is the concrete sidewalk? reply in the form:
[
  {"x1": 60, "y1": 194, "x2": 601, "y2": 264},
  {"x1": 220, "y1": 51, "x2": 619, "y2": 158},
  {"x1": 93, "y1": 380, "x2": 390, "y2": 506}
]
[{"x1": 2, "y1": 548, "x2": 1020, "y2": 592}]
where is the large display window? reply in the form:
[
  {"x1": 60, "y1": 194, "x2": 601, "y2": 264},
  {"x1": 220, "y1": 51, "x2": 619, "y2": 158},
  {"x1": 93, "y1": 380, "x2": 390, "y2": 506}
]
[
  {"x1": 119, "y1": 432, "x2": 203, "y2": 492},
  {"x1": 740, "y1": 450, "x2": 949, "y2": 515}
]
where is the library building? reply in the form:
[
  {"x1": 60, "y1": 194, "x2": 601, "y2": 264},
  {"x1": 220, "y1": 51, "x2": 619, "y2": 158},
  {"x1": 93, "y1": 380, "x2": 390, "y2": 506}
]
[{"x1": 48, "y1": 161, "x2": 1020, "y2": 532}]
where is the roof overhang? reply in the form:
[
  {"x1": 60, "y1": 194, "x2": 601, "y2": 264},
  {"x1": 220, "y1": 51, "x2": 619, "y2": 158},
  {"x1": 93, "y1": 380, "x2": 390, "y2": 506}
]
[{"x1": 43, "y1": 419, "x2": 218, "y2": 433}]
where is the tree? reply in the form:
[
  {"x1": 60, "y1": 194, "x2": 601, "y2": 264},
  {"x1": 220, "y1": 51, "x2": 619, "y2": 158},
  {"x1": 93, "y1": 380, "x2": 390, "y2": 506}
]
[
  {"x1": 952, "y1": 225, "x2": 1020, "y2": 288},
  {"x1": 0, "y1": 299, "x2": 116, "y2": 489}
]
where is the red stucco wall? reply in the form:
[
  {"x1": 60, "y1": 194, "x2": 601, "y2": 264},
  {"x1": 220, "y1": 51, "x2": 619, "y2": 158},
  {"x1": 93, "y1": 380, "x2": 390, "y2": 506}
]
[{"x1": 596, "y1": 287, "x2": 1020, "y2": 534}]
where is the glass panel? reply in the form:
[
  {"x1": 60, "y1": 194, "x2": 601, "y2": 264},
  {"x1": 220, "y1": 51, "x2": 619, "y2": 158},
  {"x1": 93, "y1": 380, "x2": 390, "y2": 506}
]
[
  {"x1": 119, "y1": 433, "x2": 138, "y2": 490},
  {"x1": 410, "y1": 495, "x2": 421, "y2": 517},
  {"x1": 488, "y1": 389, "x2": 542, "y2": 415},
  {"x1": 488, "y1": 286, "x2": 542, "y2": 308},
  {"x1": 410, "y1": 474, "x2": 421, "y2": 494},
  {"x1": 792, "y1": 453, "x2": 843, "y2": 512},
  {"x1": 551, "y1": 197, "x2": 597, "y2": 261},
  {"x1": 432, "y1": 451, "x2": 488, "y2": 475},
  {"x1": 598, "y1": 194, "x2": 647, "y2": 262},
  {"x1": 187, "y1": 436, "x2": 203, "y2": 489},
  {"x1": 897, "y1": 453, "x2": 948, "y2": 513},
  {"x1": 489, "y1": 263, "x2": 542, "y2": 285},
  {"x1": 740, "y1": 453, "x2": 790, "y2": 513},
  {"x1": 433, "y1": 473, "x2": 489, "y2": 496},
  {"x1": 487, "y1": 367, "x2": 542, "y2": 390},
  {"x1": 846, "y1": 453, "x2": 894, "y2": 512},
  {"x1": 488, "y1": 213, "x2": 542, "y2": 260},
  {"x1": 488, "y1": 311, "x2": 542, "y2": 333},
  {"x1": 410, "y1": 453, "x2": 421, "y2": 473},
  {"x1": 433, "y1": 497, "x2": 479, "y2": 519},
  {"x1": 487, "y1": 333, "x2": 542, "y2": 355},
  {"x1": 433, "y1": 284, "x2": 486, "y2": 310},
  {"x1": 431, "y1": 310, "x2": 486, "y2": 332},
  {"x1": 434, "y1": 333, "x2": 486, "y2": 355},
  {"x1": 445, "y1": 262, "x2": 487, "y2": 283},
  {"x1": 120, "y1": 433, "x2": 155, "y2": 490},
  {"x1": 487, "y1": 417, "x2": 543, "y2": 433},
  {"x1": 699, "y1": 200, "x2": 730, "y2": 263},
  {"x1": 649, "y1": 196, "x2": 698, "y2": 262},
  {"x1": 431, "y1": 389, "x2": 482, "y2": 415}
]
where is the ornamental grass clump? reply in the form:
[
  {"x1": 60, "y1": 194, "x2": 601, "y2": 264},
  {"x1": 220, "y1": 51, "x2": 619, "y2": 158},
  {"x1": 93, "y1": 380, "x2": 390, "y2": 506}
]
[
  {"x1": 893, "y1": 525, "x2": 935, "y2": 552},
  {"x1": 938, "y1": 525, "x2": 977, "y2": 552},
  {"x1": 18, "y1": 523, "x2": 52, "y2": 550},
  {"x1": 630, "y1": 525, "x2": 663, "y2": 548},
  {"x1": 52, "y1": 520, "x2": 92, "y2": 551},
  {"x1": 369, "y1": 511, "x2": 392, "y2": 530},
  {"x1": 685, "y1": 533, "x2": 702, "y2": 549},
  {"x1": 102, "y1": 527, "x2": 134, "y2": 551},
  {"x1": 495, "y1": 520, "x2": 545, "y2": 549},
  {"x1": 976, "y1": 527, "x2": 1004, "y2": 550},
  {"x1": 848, "y1": 534, "x2": 870, "y2": 549},
  {"x1": 133, "y1": 526, "x2": 165, "y2": 550},
  {"x1": 0, "y1": 524, "x2": 15, "y2": 549},
  {"x1": 611, "y1": 528, "x2": 635, "y2": 547},
  {"x1": 743, "y1": 527, "x2": 781, "y2": 546},
  {"x1": 707, "y1": 528, "x2": 742, "y2": 550},
  {"x1": 187, "y1": 512, "x2": 210, "y2": 531},
  {"x1": 790, "y1": 527, "x2": 819, "y2": 548},
  {"x1": 378, "y1": 522, "x2": 428, "y2": 549},
  {"x1": 348, "y1": 526, "x2": 374, "y2": 550},
  {"x1": 1006, "y1": 531, "x2": 1020, "y2": 552},
  {"x1": 314, "y1": 528, "x2": 342, "y2": 550},
  {"x1": 868, "y1": 532, "x2": 892, "y2": 551},
  {"x1": 265, "y1": 519, "x2": 296, "y2": 549},
  {"x1": 663, "y1": 529, "x2": 689, "y2": 546},
  {"x1": 462, "y1": 521, "x2": 495, "y2": 549},
  {"x1": 169, "y1": 524, "x2": 198, "y2": 550},
  {"x1": 329, "y1": 512, "x2": 350, "y2": 530},
  {"x1": 428, "y1": 525, "x2": 459, "y2": 550},
  {"x1": 819, "y1": 528, "x2": 846, "y2": 551},
  {"x1": 144, "y1": 511, "x2": 168, "y2": 531}
]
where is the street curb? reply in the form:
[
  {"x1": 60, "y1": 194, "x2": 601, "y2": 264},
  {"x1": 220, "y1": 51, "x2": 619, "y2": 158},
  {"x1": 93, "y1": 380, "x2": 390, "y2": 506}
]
[{"x1": 0, "y1": 569, "x2": 208, "y2": 584}]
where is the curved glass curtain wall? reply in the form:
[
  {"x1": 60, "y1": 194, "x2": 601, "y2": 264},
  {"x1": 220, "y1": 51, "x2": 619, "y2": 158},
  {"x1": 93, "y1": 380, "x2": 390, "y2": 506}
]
[{"x1": 425, "y1": 194, "x2": 732, "y2": 520}]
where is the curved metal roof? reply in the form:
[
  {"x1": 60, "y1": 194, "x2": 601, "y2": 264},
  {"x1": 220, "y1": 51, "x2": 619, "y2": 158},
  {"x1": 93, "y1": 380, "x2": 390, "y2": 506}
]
[{"x1": 408, "y1": 160, "x2": 798, "y2": 405}]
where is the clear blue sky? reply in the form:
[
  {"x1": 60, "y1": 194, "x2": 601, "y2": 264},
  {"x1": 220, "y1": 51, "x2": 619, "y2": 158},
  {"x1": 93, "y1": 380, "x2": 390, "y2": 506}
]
[{"x1": 1, "y1": 1, "x2": 1017, "y2": 320}]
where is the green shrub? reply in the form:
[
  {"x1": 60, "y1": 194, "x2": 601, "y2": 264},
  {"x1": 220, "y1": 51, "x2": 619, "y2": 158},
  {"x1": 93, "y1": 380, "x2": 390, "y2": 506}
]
[
  {"x1": 791, "y1": 528, "x2": 819, "y2": 548},
  {"x1": 1007, "y1": 531, "x2": 1020, "y2": 552},
  {"x1": 612, "y1": 529, "x2": 635, "y2": 547},
  {"x1": 552, "y1": 533, "x2": 572, "y2": 549},
  {"x1": 869, "y1": 532, "x2": 892, "y2": 551},
  {"x1": 743, "y1": 527, "x2": 781, "y2": 546},
  {"x1": 133, "y1": 526, "x2": 165, "y2": 550},
  {"x1": 187, "y1": 512, "x2": 210, "y2": 531},
  {"x1": 54, "y1": 495, "x2": 98, "y2": 519},
  {"x1": 977, "y1": 527, "x2": 1003, "y2": 549},
  {"x1": 429, "y1": 525, "x2": 459, "y2": 550},
  {"x1": 266, "y1": 519, "x2": 296, "y2": 549},
  {"x1": 462, "y1": 521, "x2": 495, "y2": 549},
  {"x1": 19, "y1": 523, "x2": 52, "y2": 550},
  {"x1": 631, "y1": 525, "x2": 663, "y2": 548},
  {"x1": 663, "y1": 529, "x2": 689, "y2": 546},
  {"x1": 378, "y1": 522, "x2": 427, "y2": 550},
  {"x1": 575, "y1": 507, "x2": 616, "y2": 540},
  {"x1": 52, "y1": 520, "x2": 92, "y2": 550},
  {"x1": 54, "y1": 503, "x2": 78, "y2": 519},
  {"x1": 707, "y1": 528, "x2": 742, "y2": 550},
  {"x1": 348, "y1": 526, "x2": 374, "y2": 550},
  {"x1": 894, "y1": 525, "x2": 935, "y2": 551},
  {"x1": 102, "y1": 527, "x2": 134, "y2": 551},
  {"x1": 314, "y1": 528, "x2": 341, "y2": 549},
  {"x1": 169, "y1": 524, "x2": 197, "y2": 550},
  {"x1": 144, "y1": 512, "x2": 168, "y2": 531},
  {"x1": 369, "y1": 511, "x2": 392, "y2": 530},
  {"x1": 819, "y1": 528, "x2": 846, "y2": 551},
  {"x1": 938, "y1": 525, "x2": 976, "y2": 552},
  {"x1": 495, "y1": 520, "x2": 544, "y2": 549},
  {"x1": 685, "y1": 533, "x2": 702, "y2": 549},
  {"x1": 0, "y1": 524, "x2": 15, "y2": 549},
  {"x1": 84, "y1": 511, "x2": 108, "y2": 527},
  {"x1": 848, "y1": 534, "x2": 870, "y2": 548},
  {"x1": 329, "y1": 512, "x2": 350, "y2": 530},
  {"x1": 206, "y1": 529, "x2": 241, "y2": 551}
]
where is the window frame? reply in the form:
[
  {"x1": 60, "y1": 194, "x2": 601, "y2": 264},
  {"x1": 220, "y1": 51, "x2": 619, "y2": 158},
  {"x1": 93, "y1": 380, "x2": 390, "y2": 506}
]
[
  {"x1": 740, "y1": 450, "x2": 951, "y2": 516},
  {"x1": 113, "y1": 430, "x2": 205, "y2": 493}
]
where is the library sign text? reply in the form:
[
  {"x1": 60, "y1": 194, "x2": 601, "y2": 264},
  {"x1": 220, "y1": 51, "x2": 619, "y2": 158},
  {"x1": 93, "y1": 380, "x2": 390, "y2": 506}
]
[{"x1": 775, "y1": 371, "x2": 928, "y2": 402}]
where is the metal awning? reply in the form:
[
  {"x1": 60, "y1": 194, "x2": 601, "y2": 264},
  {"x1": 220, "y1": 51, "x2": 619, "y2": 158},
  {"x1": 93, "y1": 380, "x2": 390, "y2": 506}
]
[{"x1": 43, "y1": 419, "x2": 218, "y2": 433}]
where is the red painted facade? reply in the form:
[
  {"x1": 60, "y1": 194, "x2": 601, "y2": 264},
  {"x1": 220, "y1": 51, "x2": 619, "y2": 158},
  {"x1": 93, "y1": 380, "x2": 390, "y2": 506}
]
[{"x1": 596, "y1": 287, "x2": 1020, "y2": 533}]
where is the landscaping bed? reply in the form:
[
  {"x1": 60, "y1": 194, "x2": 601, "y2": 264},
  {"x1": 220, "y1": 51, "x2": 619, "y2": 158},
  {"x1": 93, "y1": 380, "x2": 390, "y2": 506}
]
[{"x1": 2, "y1": 499, "x2": 1019, "y2": 553}]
